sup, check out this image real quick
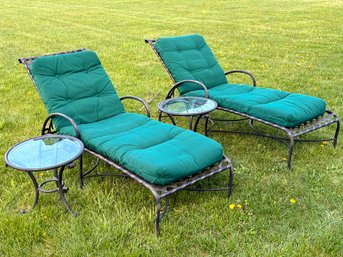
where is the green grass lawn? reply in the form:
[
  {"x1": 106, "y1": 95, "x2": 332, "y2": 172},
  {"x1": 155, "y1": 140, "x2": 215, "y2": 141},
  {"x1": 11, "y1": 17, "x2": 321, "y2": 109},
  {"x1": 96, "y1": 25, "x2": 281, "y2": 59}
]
[{"x1": 1, "y1": 0, "x2": 342, "y2": 256}]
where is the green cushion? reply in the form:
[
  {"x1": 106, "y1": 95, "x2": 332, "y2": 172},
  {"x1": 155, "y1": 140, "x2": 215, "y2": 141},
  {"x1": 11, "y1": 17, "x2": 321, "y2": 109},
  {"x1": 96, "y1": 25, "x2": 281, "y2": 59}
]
[
  {"x1": 29, "y1": 49, "x2": 224, "y2": 186},
  {"x1": 184, "y1": 83, "x2": 326, "y2": 128},
  {"x1": 30, "y1": 50, "x2": 125, "y2": 130},
  {"x1": 59, "y1": 113, "x2": 223, "y2": 185},
  {"x1": 154, "y1": 34, "x2": 227, "y2": 94},
  {"x1": 154, "y1": 34, "x2": 327, "y2": 128}
]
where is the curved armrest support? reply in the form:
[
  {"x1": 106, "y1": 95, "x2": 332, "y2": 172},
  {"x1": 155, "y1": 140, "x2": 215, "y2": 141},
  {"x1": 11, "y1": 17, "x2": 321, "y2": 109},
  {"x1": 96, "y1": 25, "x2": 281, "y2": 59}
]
[
  {"x1": 166, "y1": 80, "x2": 209, "y2": 99},
  {"x1": 225, "y1": 70, "x2": 257, "y2": 87},
  {"x1": 120, "y1": 95, "x2": 151, "y2": 117},
  {"x1": 41, "y1": 113, "x2": 80, "y2": 138}
]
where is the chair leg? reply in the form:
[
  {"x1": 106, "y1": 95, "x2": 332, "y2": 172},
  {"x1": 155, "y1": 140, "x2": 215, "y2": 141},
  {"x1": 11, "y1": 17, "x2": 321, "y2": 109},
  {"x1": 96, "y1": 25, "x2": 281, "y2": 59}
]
[
  {"x1": 228, "y1": 166, "x2": 234, "y2": 198},
  {"x1": 333, "y1": 120, "x2": 340, "y2": 148},
  {"x1": 155, "y1": 198, "x2": 161, "y2": 237},
  {"x1": 287, "y1": 136, "x2": 295, "y2": 169},
  {"x1": 154, "y1": 196, "x2": 170, "y2": 236}
]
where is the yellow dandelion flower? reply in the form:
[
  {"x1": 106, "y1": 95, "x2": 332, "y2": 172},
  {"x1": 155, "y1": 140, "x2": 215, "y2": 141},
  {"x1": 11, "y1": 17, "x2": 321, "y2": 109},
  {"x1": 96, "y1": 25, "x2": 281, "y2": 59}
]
[
  {"x1": 236, "y1": 204, "x2": 242, "y2": 209},
  {"x1": 320, "y1": 142, "x2": 328, "y2": 147},
  {"x1": 290, "y1": 198, "x2": 296, "y2": 204},
  {"x1": 282, "y1": 157, "x2": 287, "y2": 161},
  {"x1": 229, "y1": 204, "x2": 235, "y2": 209}
]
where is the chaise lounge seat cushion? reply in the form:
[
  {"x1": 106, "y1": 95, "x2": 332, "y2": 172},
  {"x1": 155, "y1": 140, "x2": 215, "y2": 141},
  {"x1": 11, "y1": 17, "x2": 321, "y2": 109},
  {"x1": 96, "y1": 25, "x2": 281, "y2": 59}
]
[
  {"x1": 30, "y1": 49, "x2": 224, "y2": 186},
  {"x1": 154, "y1": 34, "x2": 327, "y2": 128},
  {"x1": 184, "y1": 83, "x2": 326, "y2": 128},
  {"x1": 59, "y1": 112, "x2": 223, "y2": 186}
]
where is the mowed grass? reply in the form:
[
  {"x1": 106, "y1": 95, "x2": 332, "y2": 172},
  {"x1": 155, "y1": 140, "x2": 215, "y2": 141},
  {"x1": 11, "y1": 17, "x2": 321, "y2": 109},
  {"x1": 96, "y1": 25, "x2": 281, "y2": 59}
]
[{"x1": 0, "y1": 0, "x2": 342, "y2": 256}]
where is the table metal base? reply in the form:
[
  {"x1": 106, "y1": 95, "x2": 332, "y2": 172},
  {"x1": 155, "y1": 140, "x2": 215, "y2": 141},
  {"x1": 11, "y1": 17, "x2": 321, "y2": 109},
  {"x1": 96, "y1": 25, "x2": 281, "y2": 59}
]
[{"x1": 24, "y1": 165, "x2": 74, "y2": 214}]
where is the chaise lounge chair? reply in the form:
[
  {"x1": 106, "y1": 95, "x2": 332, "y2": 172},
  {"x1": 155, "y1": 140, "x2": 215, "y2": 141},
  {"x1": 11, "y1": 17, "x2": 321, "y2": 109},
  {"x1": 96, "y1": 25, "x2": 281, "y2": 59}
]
[
  {"x1": 19, "y1": 49, "x2": 233, "y2": 236},
  {"x1": 146, "y1": 34, "x2": 340, "y2": 168}
]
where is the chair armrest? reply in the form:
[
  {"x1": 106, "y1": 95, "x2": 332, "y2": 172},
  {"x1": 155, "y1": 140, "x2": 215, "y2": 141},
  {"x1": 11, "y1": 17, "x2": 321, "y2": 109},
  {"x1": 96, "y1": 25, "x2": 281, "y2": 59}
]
[
  {"x1": 41, "y1": 113, "x2": 80, "y2": 138},
  {"x1": 166, "y1": 80, "x2": 209, "y2": 99},
  {"x1": 120, "y1": 95, "x2": 151, "y2": 117},
  {"x1": 225, "y1": 70, "x2": 257, "y2": 87}
]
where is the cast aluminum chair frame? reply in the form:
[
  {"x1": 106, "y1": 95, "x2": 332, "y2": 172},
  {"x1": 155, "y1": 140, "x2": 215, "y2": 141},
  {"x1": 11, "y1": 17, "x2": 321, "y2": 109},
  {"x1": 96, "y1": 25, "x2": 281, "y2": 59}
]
[
  {"x1": 146, "y1": 39, "x2": 340, "y2": 169},
  {"x1": 19, "y1": 49, "x2": 234, "y2": 236}
]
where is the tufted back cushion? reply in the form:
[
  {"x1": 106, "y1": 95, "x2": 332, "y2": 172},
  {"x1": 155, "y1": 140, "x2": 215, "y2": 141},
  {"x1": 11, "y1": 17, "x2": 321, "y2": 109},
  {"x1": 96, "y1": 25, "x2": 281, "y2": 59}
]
[
  {"x1": 30, "y1": 50, "x2": 125, "y2": 130},
  {"x1": 154, "y1": 34, "x2": 228, "y2": 94}
]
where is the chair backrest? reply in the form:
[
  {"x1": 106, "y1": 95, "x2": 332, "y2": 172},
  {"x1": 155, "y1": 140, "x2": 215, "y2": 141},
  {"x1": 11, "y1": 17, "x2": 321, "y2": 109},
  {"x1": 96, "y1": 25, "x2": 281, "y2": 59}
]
[
  {"x1": 24, "y1": 50, "x2": 125, "y2": 130},
  {"x1": 152, "y1": 34, "x2": 228, "y2": 95}
]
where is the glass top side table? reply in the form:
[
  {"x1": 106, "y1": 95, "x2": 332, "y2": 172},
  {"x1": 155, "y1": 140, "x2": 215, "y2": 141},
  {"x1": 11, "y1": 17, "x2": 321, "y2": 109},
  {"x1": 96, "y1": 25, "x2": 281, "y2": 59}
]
[
  {"x1": 158, "y1": 96, "x2": 217, "y2": 135},
  {"x1": 5, "y1": 134, "x2": 84, "y2": 214}
]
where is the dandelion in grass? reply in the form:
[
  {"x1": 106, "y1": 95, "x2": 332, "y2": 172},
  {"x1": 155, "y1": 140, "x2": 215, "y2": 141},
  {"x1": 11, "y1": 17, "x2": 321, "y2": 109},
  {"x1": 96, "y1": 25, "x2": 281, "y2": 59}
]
[
  {"x1": 290, "y1": 198, "x2": 297, "y2": 204},
  {"x1": 320, "y1": 141, "x2": 328, "y2": 147},
  {"x1": 229, "y1": 201, "x2": 249, "y2": 211}
]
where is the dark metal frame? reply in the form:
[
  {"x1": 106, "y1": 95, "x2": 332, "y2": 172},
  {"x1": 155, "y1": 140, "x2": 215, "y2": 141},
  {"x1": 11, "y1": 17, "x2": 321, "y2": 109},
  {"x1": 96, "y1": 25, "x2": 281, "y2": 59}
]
[
  {"x1": 4, "y1": 135, "x2": 84, "y2": 214},
  {"x1": 146, "y1": 38, "x2": 340, "y2": 168},
  {"x1": 19, "y1": 49, "x2": 234, "y2": 236}
]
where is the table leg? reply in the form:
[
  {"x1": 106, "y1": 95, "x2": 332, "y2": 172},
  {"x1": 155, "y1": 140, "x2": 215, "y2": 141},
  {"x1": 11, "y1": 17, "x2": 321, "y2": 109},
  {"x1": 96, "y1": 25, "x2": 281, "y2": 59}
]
[
  {"x1": 26, "y1": 171, "x2": 39, "y2": 210},
  {"x1": 159, "y1": 111, "x2": 177, "y2": 125},
  {"x1": 204, "y1": 113, "x2": 209, "y2": 136},
  {"x1": 57, "y1": 166, "x2": 74, "y2": 214},
  {"x1": 167, "y1": 114, "x2": 176, "y2": 125},
  {"x1": 54, "y1": 168, "x2": 67, "y2": 192},
  {"x1": 193, "y1": 114, "x2": 204, "y2": 132},
  {"x1": 188, "y1": 116, "x2": 194, "y2": 130},
  {"x1": 54, "y1": 168, "x2": 59, "y2": 188}
]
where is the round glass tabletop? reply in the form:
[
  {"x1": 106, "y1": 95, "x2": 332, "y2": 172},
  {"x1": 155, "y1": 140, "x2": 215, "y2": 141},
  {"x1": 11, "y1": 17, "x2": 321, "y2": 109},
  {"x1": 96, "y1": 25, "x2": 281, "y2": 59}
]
[
  {"x1": 158, "y1": 97, "x2": 217, "y2": 116},
  {"x1": 5, "y1": 135, "x2": 84, "y2": 171}
]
